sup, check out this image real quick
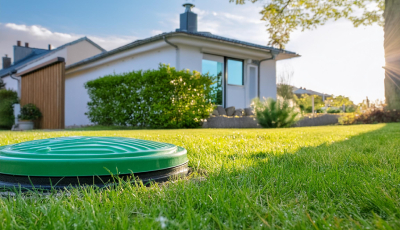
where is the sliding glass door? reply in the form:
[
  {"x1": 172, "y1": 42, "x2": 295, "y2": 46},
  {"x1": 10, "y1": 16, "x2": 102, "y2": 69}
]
[{"x1": 202, "y1": 54, "x2": 224, "y2": 106}]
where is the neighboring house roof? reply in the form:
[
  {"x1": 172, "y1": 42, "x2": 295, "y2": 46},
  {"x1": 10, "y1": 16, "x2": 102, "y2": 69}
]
[
  {"x1": 0, "y1": 37, "x2": 105, "y2": 78},
  {"x1": 66, "y1": 31, "x2": 299, "y2": 70},
  {"x1": 293, "y1": 87, "x2": 332, "y2": 97},
  {"x1": 0, "y1": 49, "x2": 51, "y2": 78}
]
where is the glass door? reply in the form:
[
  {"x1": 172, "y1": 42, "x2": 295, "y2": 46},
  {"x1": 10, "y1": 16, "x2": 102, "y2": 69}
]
[{"x1": 202, "y1": 54, "x2": 224, "y2": 106}]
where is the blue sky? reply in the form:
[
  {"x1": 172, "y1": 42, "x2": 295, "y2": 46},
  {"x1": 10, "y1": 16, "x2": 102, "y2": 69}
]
[{"x1": 0, "y1": 0, "x2": 385, "y2": 103}]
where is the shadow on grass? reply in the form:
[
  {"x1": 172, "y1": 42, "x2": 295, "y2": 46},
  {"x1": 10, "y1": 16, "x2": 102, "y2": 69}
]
[{"x1": 214, "y1": 124, "x2": 400, "y2": 228}]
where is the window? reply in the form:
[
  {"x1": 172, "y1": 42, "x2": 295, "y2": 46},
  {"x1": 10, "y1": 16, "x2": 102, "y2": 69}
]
[
  {"x1": 227, "y1": 59, "x2": 244, "y2": 85},
  {"x1": 202, "y1": 59, "x2": 223, "y2": 105}
]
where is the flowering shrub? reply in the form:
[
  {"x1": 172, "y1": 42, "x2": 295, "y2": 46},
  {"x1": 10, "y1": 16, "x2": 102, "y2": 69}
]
[
  {"x1": 339, "y1": 109, "x2": 400, "y2": 125},
  {"x1": 84, "y1": 64, "x2": 215, "y2": 128}
]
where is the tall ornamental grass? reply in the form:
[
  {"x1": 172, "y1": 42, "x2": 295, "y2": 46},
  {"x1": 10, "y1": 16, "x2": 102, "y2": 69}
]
[
  {"x1": 252, "y1": 97, "x2": 299, "y2": 128},
  {"x1": 85, "y1": 64, "x2": 215, "y2": 128}
]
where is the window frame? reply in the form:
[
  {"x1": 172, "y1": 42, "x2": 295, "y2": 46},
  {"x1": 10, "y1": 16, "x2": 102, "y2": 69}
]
[{"x1": 225, "y1": 57, "x2": 245, "y2": 86}]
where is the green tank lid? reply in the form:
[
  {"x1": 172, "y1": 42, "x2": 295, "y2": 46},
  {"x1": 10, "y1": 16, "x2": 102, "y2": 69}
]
[{"x1": 0, "y1": 136, "x2": 188, "y2": 177}]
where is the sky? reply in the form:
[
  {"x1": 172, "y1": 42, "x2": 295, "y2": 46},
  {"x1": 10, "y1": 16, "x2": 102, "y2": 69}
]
[{"x1": 0, "y1": 0, "x2": 385, "y2": 103}]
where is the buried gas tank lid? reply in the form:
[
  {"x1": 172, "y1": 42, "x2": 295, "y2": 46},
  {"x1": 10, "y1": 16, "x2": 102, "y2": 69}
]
[{"x1": 0, "y1": 136, "x2": 188, "y2": 177}]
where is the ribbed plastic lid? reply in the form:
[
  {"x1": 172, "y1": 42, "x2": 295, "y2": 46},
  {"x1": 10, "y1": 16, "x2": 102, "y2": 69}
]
[{"x1": 0, "y1": 136, "x2": 188, "y2": 177}]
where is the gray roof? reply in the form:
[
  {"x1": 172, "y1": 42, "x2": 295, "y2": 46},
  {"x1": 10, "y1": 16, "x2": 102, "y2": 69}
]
[
  {"x1": 0, "y1": 37, "x2": 105, "y2": 78},
  {"x1": 0, "y1": 49, "x2": 51, "y2": 78},
  {"x1": 67, "y1": 31, "x2": 299, "y2": 70},
  {"x1": 293, "y1": 87, "x2": 332, "y2": 97}
]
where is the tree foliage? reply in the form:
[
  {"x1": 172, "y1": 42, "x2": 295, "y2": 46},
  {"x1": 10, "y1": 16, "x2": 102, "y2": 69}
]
[
  {"x1": 231, "y1": 0, "x2": 384, "y2": 48},
  {"x1": 0, "y1": 79, "x2": 5, "y2": 90},
  {"x1": 0, "y1": 89, "x2": 18, "y2": 129},
  {"x1": 277, "y1": 68, "x2": 295, "y2": 100}
]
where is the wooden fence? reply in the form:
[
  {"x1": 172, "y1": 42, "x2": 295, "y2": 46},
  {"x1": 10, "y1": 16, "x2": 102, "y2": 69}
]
[{"x1": 20, "y1": 61, "x2": 65, "y2": 129}]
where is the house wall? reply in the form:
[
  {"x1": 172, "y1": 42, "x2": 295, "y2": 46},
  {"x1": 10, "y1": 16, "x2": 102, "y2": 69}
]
[
  {"x1": 20, "y1": 62, "x2": 65, "y2": 129},
  {"x1": 65, "y1": 45, "x2": 176, "y2": 127},
  {"x1": 259, "y1": 59, "x2": 277, "y2": 100},
  {"x1": 2, "y1": 75, "x2": 18, "y2": 92},
  {"x1": 66, "y1": 40, "x2": 104, "y2": 66},
  {"x1": 179, "y1": 45, "x2": 203, "y2": 71}
]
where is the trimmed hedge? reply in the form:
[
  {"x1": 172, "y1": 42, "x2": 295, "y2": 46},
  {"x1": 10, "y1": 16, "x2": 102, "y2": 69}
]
[
  {"x1": 84, "y1": 64, "x2": 215, "y2": 128},
  {"x1": 0, "y1": 89, "x2": 18, "y2": 129}
]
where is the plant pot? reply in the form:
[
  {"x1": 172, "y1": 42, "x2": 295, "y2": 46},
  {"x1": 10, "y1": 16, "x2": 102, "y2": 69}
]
[{"x1": 18, "y1": 120, "x2": 34, "y2": 130}]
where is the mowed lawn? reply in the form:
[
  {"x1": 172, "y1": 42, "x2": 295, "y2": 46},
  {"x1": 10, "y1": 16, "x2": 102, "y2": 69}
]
[{"x1": 0, "y1": 124, "x2": 399, "y2": 229}]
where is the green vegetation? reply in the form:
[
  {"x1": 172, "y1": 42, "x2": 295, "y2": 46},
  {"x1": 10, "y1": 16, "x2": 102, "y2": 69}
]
[
  {"x1": 232, "y1": 0, "x2": 400, "y2": 110},
  {"x1": 0, "y1": 89, "x2": 18, "y2": 129},
  {"x1": 253, "y1": 98, "x2": 299, "y2": 128},
  {"x1": 340, "y1": 110, "x2": 400, "y2": 125},
  {"x1": 18, "y1": 103, "x2": 42, "y2": 121},
  {"x1": 231, "y1": 0, "x2": 383, "y2": 49},
  {"x1": 85, "y1": 64, "x2": 215, "y2": 128},
  {"x1": 1, "y1": 124, "x2": 399, "y2": 229},
  {"x1": 0, "y1": 79, "x2": 5, "y2": 89}
]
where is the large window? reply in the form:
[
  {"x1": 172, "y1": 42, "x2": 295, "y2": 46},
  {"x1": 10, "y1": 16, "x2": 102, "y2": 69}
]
[
  {"x1": 202, "y1": 59, "x2": 223, "y2": 105},
  {"x1": 227, "y1": 59, "x2": 244, "y2": 85}
]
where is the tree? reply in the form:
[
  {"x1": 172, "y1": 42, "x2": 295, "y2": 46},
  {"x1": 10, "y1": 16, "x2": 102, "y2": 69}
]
[
  {"x1": 277, "y1": 67, "x2": 295, "y2": 100},
  {"x1": 0, "y1": 79, "x2": 5, "y2": 89},
  {"x1": 231, "y1": 0, "x2": 400, "y2": 109}
]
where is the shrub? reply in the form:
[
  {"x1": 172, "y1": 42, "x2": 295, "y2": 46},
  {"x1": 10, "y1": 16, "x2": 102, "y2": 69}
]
[
  {"x1": 339, "y1": 109, "x2": 400, "y2": 125},
  {"x1": 84, "y1": 64, "x2": 215, "y2": 128},
  {"x1": 0, "y1": 89, "x2": 18, "y2": 129},
  {"x1": 19, "y1": 103, "x2": 42, "y2": 121},
  {"x1": 327, "y1": 108, "x2": 341, "y2": 113},
  {"x1": 252, "y1": 98, "x2": 299, "y2": 128}
]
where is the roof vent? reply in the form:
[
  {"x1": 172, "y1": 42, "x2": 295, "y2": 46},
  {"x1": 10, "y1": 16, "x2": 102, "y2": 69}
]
[{"x1": 177, "y1": 3, "x2": 197, "y2": 33}]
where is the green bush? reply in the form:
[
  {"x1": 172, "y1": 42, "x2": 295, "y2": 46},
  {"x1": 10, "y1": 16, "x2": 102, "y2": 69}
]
[
  {"x1": 252, "y1": 98, "x2": 299, "y2": 128},
  {"x1": 19, "y1": 103, "x2": 42, "y2": 121},
  {"x1": 339, "y1": 109, "x2": 400, "y2": 125},
  {"x1": 84, "y1": 64, "x2": 215, "y2": 128},
  {"x1": 0, "y1": 89, "x2": 18, "y2": 129},
  {"x1": 327, "y1": 108, "x2": 341, "y2": 113}
]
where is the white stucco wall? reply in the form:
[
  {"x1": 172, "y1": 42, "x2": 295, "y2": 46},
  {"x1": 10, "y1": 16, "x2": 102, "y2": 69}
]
[
  {"x1": 259, "y1": 59, "x2": 277, "y2": 100},
  {"x1": 65, "y1": 46, "x2": 176, "y2": 127},
  {"x1": 179, "y1": 45, "x2": 202, "y2": 72},
  {"x1": 66, "y1": 40, "x2": 104, "y2": 66},
  {"x1": 1, "y1": 76, "x2": 18, "y2": 92}
]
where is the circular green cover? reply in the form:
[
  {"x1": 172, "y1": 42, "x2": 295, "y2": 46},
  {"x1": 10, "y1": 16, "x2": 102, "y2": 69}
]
[{"x1": 0, "y1": 136, "x2": 188, "y2": 177}]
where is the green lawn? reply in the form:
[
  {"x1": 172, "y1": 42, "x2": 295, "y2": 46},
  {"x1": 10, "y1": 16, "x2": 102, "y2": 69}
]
[{"x1": 0, "y1": 124, "x2": 399, "y2": 229}]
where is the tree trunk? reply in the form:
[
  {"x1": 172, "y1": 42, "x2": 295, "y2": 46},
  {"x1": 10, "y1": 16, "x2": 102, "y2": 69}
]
[{"x1": 384, "y1": 0, "x2": 400, "y2": 109}]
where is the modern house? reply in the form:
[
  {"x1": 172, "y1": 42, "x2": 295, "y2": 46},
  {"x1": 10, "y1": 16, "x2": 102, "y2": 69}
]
[
  {"x1": 0, "y1": 3, "x2": 300, "y2": 129},
  {"x1": 0, "y1": 38, "x2": 105, "y2": 128}
]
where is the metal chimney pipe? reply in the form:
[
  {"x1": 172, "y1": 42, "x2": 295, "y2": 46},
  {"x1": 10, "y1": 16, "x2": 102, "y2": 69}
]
[
  {"x1": 183, "y1": 3, "x2": 194, "y2": 12},
  {"x1": 48, "y1": 44, "x2": 52, "y2": 50}
]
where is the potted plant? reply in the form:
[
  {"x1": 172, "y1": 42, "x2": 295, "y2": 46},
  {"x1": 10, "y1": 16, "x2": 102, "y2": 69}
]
[{"x1": 18, "y1": 103, "x2": 42, "y2": 130}]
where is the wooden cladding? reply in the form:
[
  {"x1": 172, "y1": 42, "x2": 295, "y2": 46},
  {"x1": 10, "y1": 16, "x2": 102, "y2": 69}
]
[{"x1": 20, "y1": 61, "x2": 65, "y2": 129}]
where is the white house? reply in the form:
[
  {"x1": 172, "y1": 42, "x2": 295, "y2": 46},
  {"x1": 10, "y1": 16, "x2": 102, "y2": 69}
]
[
  {"x1": 0, "y1": 3, "x2": 299, "y2": 129},
  {"x1": 64, "y1": 4, "x2": 299, "y2": 127}
]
